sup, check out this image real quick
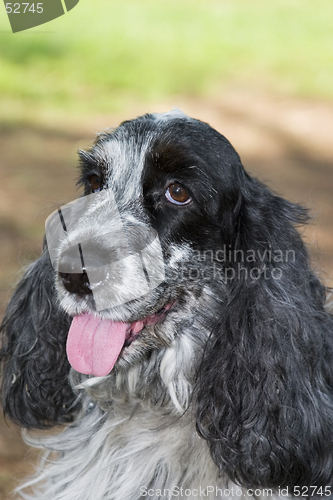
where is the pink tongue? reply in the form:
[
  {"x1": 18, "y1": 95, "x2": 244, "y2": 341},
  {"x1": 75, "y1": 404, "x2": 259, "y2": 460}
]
[{"x1": 66, "y1": 314, "x2": 130, "y2": 377}]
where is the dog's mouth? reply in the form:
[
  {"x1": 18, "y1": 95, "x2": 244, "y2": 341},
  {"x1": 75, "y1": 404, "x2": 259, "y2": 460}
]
[
  {"x1": 123, "y1": 302, "x2": 174, "y2": 347},
  {"x1": 66, "y1": 302, "x2": 175, "y2": 377}
]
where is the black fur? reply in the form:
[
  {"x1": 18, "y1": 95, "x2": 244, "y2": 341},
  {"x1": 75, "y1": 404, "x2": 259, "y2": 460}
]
[
  {"x1": 196, "y1": 175, "x2": 333, "y2": 489},
  {"x1": 0, "y1": 248, "x2": 79, "y2": 428}
]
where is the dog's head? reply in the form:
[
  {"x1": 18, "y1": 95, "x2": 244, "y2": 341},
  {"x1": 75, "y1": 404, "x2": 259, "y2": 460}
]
[
  {"x1": 2, "y1": 111, "x2": 333, "y2": 490},
  {"x1": 48, "y1": 110, "x2": 248, "y2": 378}
]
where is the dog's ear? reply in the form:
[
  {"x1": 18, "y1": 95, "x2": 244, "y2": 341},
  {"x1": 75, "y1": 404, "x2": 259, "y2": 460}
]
[
  {"x1": 196, "y1": 176, "x2": 333, "y2": 489},
  {"x1": 0, "y1": 249, "x2": 80, "y2": 429}
]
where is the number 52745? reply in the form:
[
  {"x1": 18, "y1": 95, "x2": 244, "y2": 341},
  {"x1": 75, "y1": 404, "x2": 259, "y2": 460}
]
[{"x1": 5, "y1": 3, "x2": 44, "y2": 14}]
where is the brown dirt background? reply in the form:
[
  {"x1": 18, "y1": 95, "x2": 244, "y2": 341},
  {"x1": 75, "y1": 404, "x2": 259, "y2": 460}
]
[{"x1": 0, "y1": 93, "x2": 332, "y2": 498}]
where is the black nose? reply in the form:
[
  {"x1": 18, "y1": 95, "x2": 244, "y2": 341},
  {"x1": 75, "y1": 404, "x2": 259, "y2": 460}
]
[{"x1": 59, "y1": 271, "x2": 92, "y2": 296}]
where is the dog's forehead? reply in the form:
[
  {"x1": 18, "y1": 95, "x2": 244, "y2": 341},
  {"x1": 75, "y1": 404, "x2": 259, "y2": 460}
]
[
  {"x1": 96, "y1": 133, "x2": 150, "y2": 190},
  {"x1": 87, "y1": 110, "x2": 240, "y2": 204},
  {"x1": 92, "y1": 111, "x2": 193, "y2": 192}
]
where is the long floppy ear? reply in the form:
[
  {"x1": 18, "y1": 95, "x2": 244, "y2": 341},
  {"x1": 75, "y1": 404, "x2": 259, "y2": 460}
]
[
  {"x1": 0, "y1": 248, "x2": 80, "y2": 429},
  {"x1": 196, "y1": 175, "x2": 333, "y2": 489}
]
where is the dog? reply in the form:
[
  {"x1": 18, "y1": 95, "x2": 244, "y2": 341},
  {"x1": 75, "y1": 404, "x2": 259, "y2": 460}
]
[{"x1": 1, "y1": 110, "x2": 333, "y2": 499}]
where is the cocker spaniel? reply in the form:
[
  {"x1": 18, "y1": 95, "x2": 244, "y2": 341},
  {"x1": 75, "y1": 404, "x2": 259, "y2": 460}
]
[{"x1": 1, "y1": 110, "x2": 333, "y2": 500}]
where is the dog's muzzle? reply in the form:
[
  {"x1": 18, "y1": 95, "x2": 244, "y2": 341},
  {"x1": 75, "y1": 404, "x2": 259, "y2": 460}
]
[{"x1": 45, "y1": 188, "x2": 165, "y2": 311}]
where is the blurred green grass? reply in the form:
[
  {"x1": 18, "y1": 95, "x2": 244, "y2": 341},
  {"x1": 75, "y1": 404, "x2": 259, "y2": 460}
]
[{"x1": 0, "y1": 0, "x2": 333, "y2": 122}]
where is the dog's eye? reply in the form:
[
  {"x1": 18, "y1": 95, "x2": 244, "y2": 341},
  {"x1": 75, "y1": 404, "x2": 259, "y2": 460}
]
[
  {"x1": 89, "y1": 175, "x2": 101, "y2": 193},
  {"x1": 165, "y1": 183, "x2": 191, "y2": 205}
]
